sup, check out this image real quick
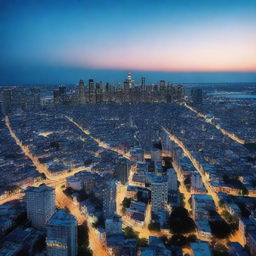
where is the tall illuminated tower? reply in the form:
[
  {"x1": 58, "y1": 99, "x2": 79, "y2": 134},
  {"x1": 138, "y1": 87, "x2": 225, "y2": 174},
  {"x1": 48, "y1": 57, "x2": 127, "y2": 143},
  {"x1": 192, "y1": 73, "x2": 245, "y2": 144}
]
[{"x1": 127, "y1": 72, "x2": 133, "y2": 88}]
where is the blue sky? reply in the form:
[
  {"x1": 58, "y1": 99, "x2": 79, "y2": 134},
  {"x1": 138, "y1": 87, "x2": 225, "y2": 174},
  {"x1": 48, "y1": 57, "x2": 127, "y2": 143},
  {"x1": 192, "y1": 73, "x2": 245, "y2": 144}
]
[{"x1": 1, "y1": 0, "x2": 256, "y2": 84}]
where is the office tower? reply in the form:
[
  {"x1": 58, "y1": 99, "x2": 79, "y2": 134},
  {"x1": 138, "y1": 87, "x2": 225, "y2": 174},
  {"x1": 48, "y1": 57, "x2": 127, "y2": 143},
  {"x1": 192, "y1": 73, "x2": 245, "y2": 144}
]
[
  {"x1": 46, "y1": 209, "x2": 77, "y2": 256},
  {"x1": 58, "y1": 85, "x2": 67, "y2": 104},
  {"x1": 151, "y1": 175, "x2": 168, "y2": 213},
  {"x1": 167, "y1": 168, "x2": 177, "y2": 191},
  {"x1": 105, "y1": 82, "x2": 110, "y2": 92},
  {"x1": 115, "y1": 156, "x2": 130, "y2": 185},
  {"x1": 153, "y1": 83, "x2": 159, "y2": 92},
  {"x1": 25, "y1": 184, "x2": 55, "y2": 230},
  {"x1": 78, "y1": 79, "x2": 85, "y2": 103},
  {"x1": 141, "y1": 77, "x2": 146, "y2": 90},
  {"x1": 176, "y1": 84, "x2": 184, "y2": 101},
  {"x1": 124, "y1": 80, "x2": 129, "y2": 91},
  {"x1": 59, "y1": 85, "x2": 66, "y2": 96},
  {"x1": 127, "y1": 72, "x2": 132, "y2": 88},
  {"x1": 159, "y1": 80, "x2": 165, "y2": 91},
  {"x1": 103, "y1": 180, "x2": 116, "y2": 218},
  {"x1": 95, "y1": 82, "x2": 102, "y2": 103},
  {"x1": 2, "y1": 89, "x2": 12, "y2": 114},
  {"x1": 88, "y1": 79, "x2": 94, "y2": 103},
  {"x1": 166, "y1": 83, "x2": 174, "y2": 102},
  {"x1": 53, "y1": 89, "x2": 60, "y2": 104},
  {"x1": 30, "y1": 88, "x2": 41, "y2": 110},
  {"x1": 191, "y1": 88, "x2": 203, "y2": 103}
]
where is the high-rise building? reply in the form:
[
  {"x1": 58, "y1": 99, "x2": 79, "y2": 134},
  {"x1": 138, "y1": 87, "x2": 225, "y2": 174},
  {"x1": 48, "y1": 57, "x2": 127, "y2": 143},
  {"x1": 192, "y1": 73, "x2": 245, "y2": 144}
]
[
  {"x1": 160, "y1": 80, "x2": 165, "y2": 91},
  {"x1": 176, "y1": 84, "x2": 184, "y2": 101},
  {"x1": 191, "y1": 88, "x2": 203, "y2": 103},
  {"x1": 103, "y1": 180, "x2": 116, "y2": 218},
  {"x1": 124, "y1": 80, "x2": 129, "y2": 91},
  {"x1": 141, "y1": 77, "x2": 146, "y2": 90},
  {"x1": 89, "y1": 79, "x2": 95, "y2": 103},
  {"x1": 59, "y1": 85, "x2": 66, "y2": 96},
  {"x1": 115, "y1": 156, "x2": 130, "y2": 185},
  {"x1": 30, "y1": 88, "x2": 41, "y2": 110},
  {"x1": 95, "y1": 82, "x2": 103, "y2": 103},
  {"x1": 151, "y1": 175, "x2": 168, "y2": 213},
  {"x1": 25, "y1": 184, "x2": 55, "y2": 230},
  {"x1": 127, "y1": 72, "x2": 132, "y2": 88},
  {"x1": 78, "y1": 79, "x2": 85, "y2": 103},
  {"x1": 167, "y1": 168, "x2": 177, "y2": 191},
  {"x1": 53, "y1": 89, "x2": 60, "y2": 104},
  {"x1": 46, "y1": 209, "x2": 77, "y2": 256}
]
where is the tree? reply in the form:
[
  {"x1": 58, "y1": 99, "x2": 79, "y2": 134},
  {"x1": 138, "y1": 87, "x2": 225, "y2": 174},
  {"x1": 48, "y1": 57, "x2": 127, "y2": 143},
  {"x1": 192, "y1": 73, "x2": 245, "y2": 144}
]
[
  {"x1": 77, "y1": 222, "x2": 92, "y2": 256},
  {"x1": 213, "y1": 243, "x2": 229, "y2": 256},
  {"x1": 169, "y1": 234, "x2": 187, "y2": 246},
  {"x1": 50, "y1": 141, "x2": 60, "y2": 150},
  {"x1": 78, "y1": 222, "x2": 89, "y2": 247},
  {"x1": 137, "y1": 238, "x2": 148, "y2": 247},
  {"x1": 241, "y1": 186, "x2": 248, "y2": 196},
  {"x1": 40, "y1": 173, "x2": 46, "y2": 180},
  {"x1": 209, "y1": 220, "x2": 232, "y2": 239},
  {"x1": 168, "y1": 207, "x2": 196, "y2": 234},
  {"x1": 124, "y1": 227, "x2": 137, "y2": 239},
  {"x1": 122, "y1": 197, "x2": 131, "y2": 208}
]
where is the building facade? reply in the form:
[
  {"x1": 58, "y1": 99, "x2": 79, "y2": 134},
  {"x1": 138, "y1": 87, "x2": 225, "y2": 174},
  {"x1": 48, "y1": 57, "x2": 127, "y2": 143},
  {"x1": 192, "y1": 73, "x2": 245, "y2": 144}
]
[
  {"x1": 25, "y1": 184, "x2": 55, "y2": 230},
  {"x1": 46, "y1": 209, "x2": 77, "y2": 256}
]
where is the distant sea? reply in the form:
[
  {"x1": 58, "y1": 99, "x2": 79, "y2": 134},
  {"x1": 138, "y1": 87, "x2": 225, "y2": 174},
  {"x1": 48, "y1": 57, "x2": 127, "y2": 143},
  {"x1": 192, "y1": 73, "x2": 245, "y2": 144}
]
[{"x1": 0, "y1": 66, "x2": 256, "y2": 85}]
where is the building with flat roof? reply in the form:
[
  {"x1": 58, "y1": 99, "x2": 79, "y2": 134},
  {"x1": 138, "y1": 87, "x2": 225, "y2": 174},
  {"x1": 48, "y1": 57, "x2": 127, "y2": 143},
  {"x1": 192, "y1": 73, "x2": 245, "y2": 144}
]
[
  {"x1": 151, "y1": 175, "x2": 168, "y2": 213},
  {"x1": 46, "y1": 209, "x2": 77, "y2": 256},
  {"x1": 25, "y1": 184, "x2": 55, "y2": 230},
  {"x1": 103, "y1": 180, "x2": 116, "y2": 218}
]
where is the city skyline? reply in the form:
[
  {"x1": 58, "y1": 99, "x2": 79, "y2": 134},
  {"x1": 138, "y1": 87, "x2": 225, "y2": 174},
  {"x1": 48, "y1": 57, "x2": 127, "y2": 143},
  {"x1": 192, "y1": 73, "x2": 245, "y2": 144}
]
[{"x1": 1, "y1": 0, "x2": 256, "y2": 84}]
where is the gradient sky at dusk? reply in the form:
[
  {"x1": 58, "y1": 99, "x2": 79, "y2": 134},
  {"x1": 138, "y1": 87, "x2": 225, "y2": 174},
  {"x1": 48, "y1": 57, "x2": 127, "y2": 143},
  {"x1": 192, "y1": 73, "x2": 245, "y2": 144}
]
[{"x1": 1, "y1": 0, "x2": 256, "y2": 84}]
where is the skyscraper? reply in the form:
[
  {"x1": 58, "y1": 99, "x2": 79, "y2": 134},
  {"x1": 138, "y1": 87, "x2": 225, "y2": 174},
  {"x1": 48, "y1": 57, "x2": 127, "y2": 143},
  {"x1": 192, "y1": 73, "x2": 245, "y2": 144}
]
[
  {"x1": 141, "y1": 77, "x2": 146, "y2": 90},
  {"x1": 151, "y1": 175, "x2": 168, "y2": 213},
  {"x1": 115, "y1": 156, "x2": 130, "y2": 185},
  {"x1": 103, "y1": 180, "x2": 116, "y2": 218},
  {"x1": 89, "y1": 78, "x2": 95, "y2": 103},
  {"x1": 46, "y1": 209, "x2": 77, "y2": 256},
  {"x1": 25, "y1": 184, "x2": 55, "y2": 230},
  {"x1": 191, "y1": 88, "x2": 203, "y2": 103},
  {"x1": 126, "y1": 72, "x2": 135, "y2": 89},
  {"x1": 59, "y1": 85, "x2": 66, "y2": 96},
  {"x1": 159, "y1": 80, "x2": 165, "y2": 91},
  {"x1": 78, "y1": 79, "x2": 85, "y2": 103}
]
